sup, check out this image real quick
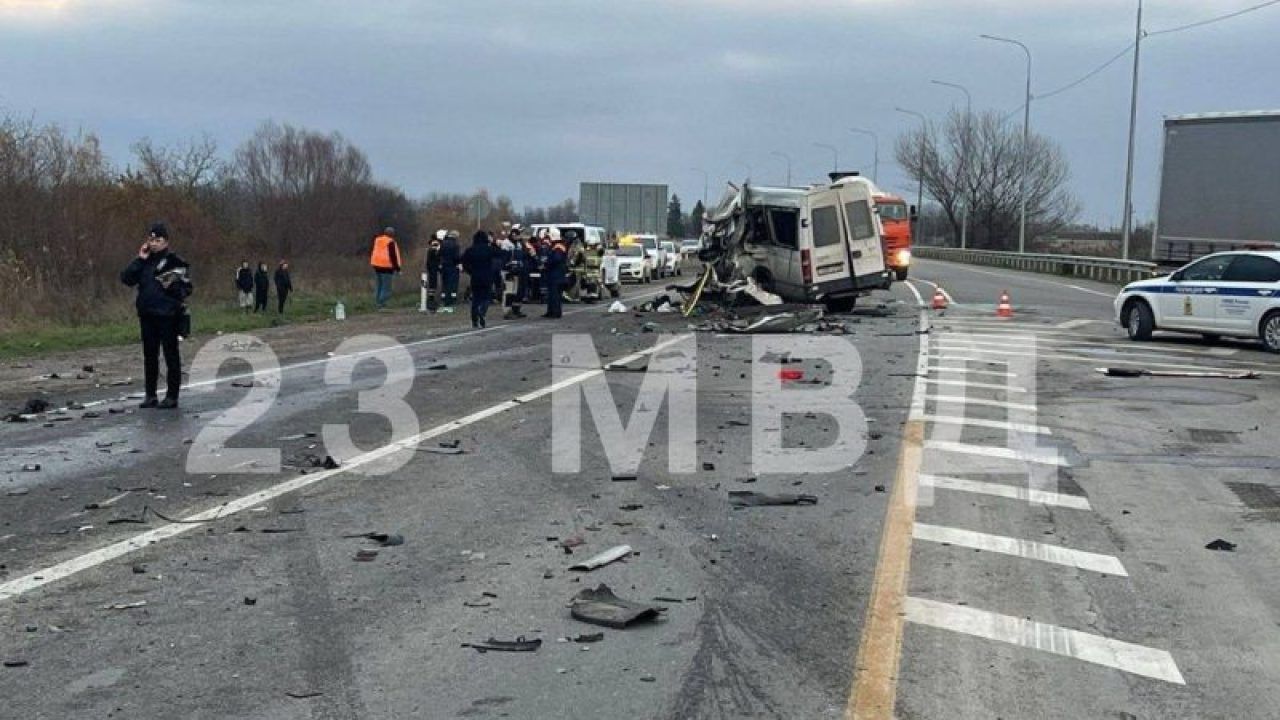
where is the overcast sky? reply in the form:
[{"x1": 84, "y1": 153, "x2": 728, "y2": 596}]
[{"x1": 2, "y1": 0, "x2": 1276, "y2": 226}]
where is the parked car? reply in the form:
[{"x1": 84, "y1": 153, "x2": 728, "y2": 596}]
[
  {"x1": 1115, "y1": 250, "x2": 1280, "y2": 351},
  {"x1": 615, "y1": 244, "x2": 653, "y2": 283},
  {"x1": 623, "y1": 234, "x2": 667, "y2": 278},
  {"x1": 680, "y1": 238, "x2": 701, "y2": 258},
  {"x1": 660, "y1": 240, "x2": 681, "y2": 276}
]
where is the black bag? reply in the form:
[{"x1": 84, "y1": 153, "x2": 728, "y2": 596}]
[{"x1": 177, "y1": 307, "x2": 192, "y2": 339}]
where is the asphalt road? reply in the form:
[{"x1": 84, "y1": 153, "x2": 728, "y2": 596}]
[{"x1": 2, "y1": 260, "x2": 1277, "y2": 719}]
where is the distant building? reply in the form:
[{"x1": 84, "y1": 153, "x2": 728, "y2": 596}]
[{"x1": 579, "y1": 182, "x2": 668, "y2": 237}]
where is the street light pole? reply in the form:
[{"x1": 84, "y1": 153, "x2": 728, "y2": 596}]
[
  {"x1": 1121, "y1": 0, "x2": 1143, "y2": 260},
  {"x1": 930, "y1": 79, "x2": 972, "y2": 249},
  {"x1": 690, "y1": 167, "x2": 708, "y2": 206},
  {"x1": 770, "y1": 151, "x2": 793, "y2": 186},
  {"x1": 849, "y1": 127, "x2": 879, "y2": 183},
  {"x1": 813, "y1": 143, "x2": 838, "y2": 173},
  {"x1": 981, "y1": 33, "x2": 1033, "y2": 253},
  {"x1": 895, "y1": 107, "x2": 927, "y2": 242}
]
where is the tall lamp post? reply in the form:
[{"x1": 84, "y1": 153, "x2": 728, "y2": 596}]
[
  {"x1": 770, "y1": 151, "x2": 793, "y2": 186},
  {"x1": 849, "y1": 127, "x2": 879, "y2": 183},
  {"x1": 1121, "y1": 0, "x2": 1143, "y2": 260},
  {"x1": 930, "y1": 79, "x2": 972, "y2": 249},
  {"x1": 980, "y1": 33, "x2": 1032, "y2": 253},
  {"x1": 813, "y1": 143, "x2": 838, "y2": 174},
  {"x1": 690, "y1": 167, "x2": 708, "y2": 206},
  {"x1": 895, "y1": 107, "x2": 928, "y2": 242}
]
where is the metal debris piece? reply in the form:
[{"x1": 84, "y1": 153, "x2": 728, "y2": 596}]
[
  {"x1": 3, "y1": 660, "x2": 29, "y2": 668},
  {"x1": 354, "y1": 549, "x2": 379, "y2": 562},
  {"x1": 461, "y1": 636, "x2": 542, "y2": 653},
  {"x1": 569, "y1": 545, "x2": 632, "y2": 572},
  {"x1": 570, "y1": 584, "x2": 663, "y2": 629},
  {"x1": 21, "y1": 464, "x2": 40, "y2": 472},
  {"x1": 728, "y1": 491, "x2": 818, "y2": 507},
  {"x1": 604, "y1": 358, "x2": 649, "y2": 372},
  {"x1": 418, "y1": 445, "x2": 465, "y2": 455},
  {"x1": 102, "y1": 601, "x2": 147, "y2": 610},
  {"x1": 1098, "y1": 367, "x2": 1260, "y2": 380},
  {"x1": 1205, "y1": 539, "x2": 1237, "y2": 552},
  {"x1": 618, "y1": 503, "x2": 643, "y2": 512},
  {"x1": 286, "y1": 690, "x2": 323, "y2": 699},
  {"x1": 611, "y1": 474, "x2": 638, "y2": 482},
  {"x1": 344, "y1": 532, "x2": 404, "y2": 547},
  {"x1": 571, "y1": 633, "x2": 604, "y2": 643},
  {"x1": 278, "y1": 432, "x2": 318, "y2": 441},
  {"x1": 427, "y1": 364, "x2": 448, "y2": 371}
]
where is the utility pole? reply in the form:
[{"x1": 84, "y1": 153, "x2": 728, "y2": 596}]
[
  {"x1": 930, "y1": 80, "x2": 972, "y2": 249},
  {"x1": 895, "y1": 107, "x2": 927, "y2": 242},
  {"x1": 981, "y1": 34, "x2": 1033, "y2": 253},
  {"x1": 771, "y1": 151, "x2": 793, "y2": 186},
  {"x1": 690, "y1": 167, "x2": 708, "y2": 206},
  {"x1": 1121, "y1": 0, "x2": 1143, "y2": 260},
  {"x1": 814, "y1": 143, "x2": 838, "y2": 173},
  {"x1": 849, "y1": 127, "x2": 879, "y2": 183}
]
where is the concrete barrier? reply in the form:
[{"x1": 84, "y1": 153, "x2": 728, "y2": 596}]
[{"x1": 913, "y1": 247, "x2": 1158, "y2": 286}]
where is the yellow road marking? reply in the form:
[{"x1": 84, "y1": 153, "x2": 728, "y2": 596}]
[{"x1": 847, "y1": 419, "x2": 922, "y2": 719}]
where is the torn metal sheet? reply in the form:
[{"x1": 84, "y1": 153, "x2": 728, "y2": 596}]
[
  {"x1": 726, "y1": 309, "x2": 825, "y2": 334},
  {"x1": 728, "y1": 491, "x2": 818, "y2": 507},
  {"x1": 569, "y1": 544, "x2": 632, "y2": 571},
  {"x1": 570, "y1": 584, "x2": 662, "y2": 629}
]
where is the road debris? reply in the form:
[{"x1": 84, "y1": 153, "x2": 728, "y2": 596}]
[
  {"x1": 21, "y1": 464, "x2": 41, "y2": 472},
  {"x1": 604, "y1": 358, "x2": 649, "y2": 372},
  {"x1": 618, "y1": 503, "x2": 644, "y2": 512},
  {"x1": 728, "y1": 491, "x2": 818, "y2": 507},
  {"x1": 570, "y1": 584, "x2": 663, "y2": 629},
  {"x1": 1205, "y1": 539, "x2": 1237, "y2": 552},
  {"x1": 278, "y1": 432, "x2": 318, "y2": 441},
  {"x1": 102, "y1": 601, "x2": 148, "y2": 610},
  {"x1": 1098, "y1": 367, "x2": 1261, "y2": 380},
  {"x1": 611, "y1": 474, "x2": 638, "y2": 482},
  {"x1": 569, "y1": 545, "x2": 632, "y2": 571},
  {"x1": 607, "y1": 301, "x2": 627, "y2": 313},
  {"x1": 354, "y1": 549, "x2": 379, "y2": 562},
  {"x1": 461, "y1": 636, "x2": 542, "y2": 653},
  {"x1": 22, "y1": 398, "x2": 49, "y2": 414},
  {"x1": 285, "y1": 690, "x2": 323, "y2": 699},
  {"x1": 3, "y1": 660, "x2": 29, "y2": 668},
  {"x1": 243, "y1": 596, "x2": 257, "y2": 606},
  {"x1": 418, "y1": 445, "x2": 466, "y2": 455},
  {"x1": 344, "y1": 532, "x2": 404, "y2": 547}
]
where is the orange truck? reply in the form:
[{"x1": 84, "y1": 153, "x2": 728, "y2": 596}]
[{"x1": 873, "y1": 192, "x2": 911, "y2": 281}]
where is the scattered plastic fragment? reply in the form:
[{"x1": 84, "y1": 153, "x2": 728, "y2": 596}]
[
  {"x1": 570, "y1": 584, "x2": 662, "y2": 629},
  {"x1": 728, "y1": 491, "x2": 818, "y2": 507},
  {"x1": 1205, "y1": 539, "x2": 1237, "y2": 552},
  {"x1": 569, "y1": 545, "x2": 632, "y2": 572},
  {"x1": 461, "y1": 636, "x2": 542, "y2": 653}
]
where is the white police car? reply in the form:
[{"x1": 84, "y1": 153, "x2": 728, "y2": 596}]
[{"x1": 1115, "y1": 250, "x2": 1280, "y2": 352}]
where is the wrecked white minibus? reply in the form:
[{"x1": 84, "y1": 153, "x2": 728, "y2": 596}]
[{"x1": 698, "y1": 173, "x2": 892, "y2": 312}]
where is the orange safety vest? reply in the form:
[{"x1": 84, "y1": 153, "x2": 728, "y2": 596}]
[{"x1": 370, "y1": 234, "x2": 398, "y2": 270}]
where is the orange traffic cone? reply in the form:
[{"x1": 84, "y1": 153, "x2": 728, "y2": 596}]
[
  {"x1": 931, "y1": 287, "x2": 948, "y2": 310},
  {"x1": 996, "y1": 290, "x2": 1014, "y2": 318}
]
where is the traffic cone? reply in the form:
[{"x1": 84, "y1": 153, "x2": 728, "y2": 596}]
[
  {"x1": 995, "y1": 290, "x2": 1014, "y2": 318},
  {"x1": 931, "y1": 287, "x2": 948, "y2": 310}
]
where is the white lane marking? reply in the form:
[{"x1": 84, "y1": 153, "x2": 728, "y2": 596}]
[
  {"x1": 923, "y1": 378, "x2": 1026, "y2": 393},
  {"x1": 924, "y1": 440, "x2": 1071, "y2": 467},
  {"x1": 1055, "y1": 318, "x2": 1098, "y2": 329},
  {"x1": 0, "y1": 334, "x2": 691, "y2": 603},
  {"x1": 927, "y1": 394, "x2": 1037, "y2": 412},
  {"x1": 942, "y1": 330, "x2": 1239, "y2": 356},
  {"x1": 927, "y1": 366, "x2": 1019, "y2": 379},
  {"x1": 917, "y1": 414, "x2": 1052, "y2": 436},
  {"x1": 914, "y1": 278, "x2": 959, "y2": 306},
  {"x1": 919, "y1": 474, "x2": 1091, "y2": 510},
  {"x1": 904, "y1": 597, "x2": 1185, "y2": 684},
  {"x1": 936, "y1": 336, "x2": 1249, "y2": 360},
  {"x1": 914, "y1": 523, "x2": 1126, "y2": 575},
  {"x1": 917, "y1": 261, "x2": 1115, "y2": 298},
  {"x1": 900, "y1": 280, "x2": 931, "y2": 421},
  {"x1": 930, "y1": 345, "x2": 1270, "y2": 373}
]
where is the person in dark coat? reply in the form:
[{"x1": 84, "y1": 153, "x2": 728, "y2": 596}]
[
  {"x1": 120, "y1": 223, "x2": 192, "y2": 409},
  {"x1": 461, "y1": 231, "x2": 496, "y2": 329},
  {"x1": 274, "y1": 260, "x2": 292, "y2": 314},
  {"x1": 439, "y1": 231, "x2": 462, "y2": 313},
  {"x1": 424, "y1": 230, "x2": 443, "y2": 312},
  {"x1": 235, "y1": 260, "x2": 254, "y2": 313},
  {"x1": 543, "y1": 239, "x2": 567, "y2": 319},
  {"x1": 253, "y1": 262, "x2": 270, "y2": 312}
]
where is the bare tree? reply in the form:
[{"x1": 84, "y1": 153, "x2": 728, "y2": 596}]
[
  {"x1": 130, "y1": 134, "x2": 221, "y2": 194},
  {"x1": 895, "y1": 110, "x2": 1078, "y2": 249}
]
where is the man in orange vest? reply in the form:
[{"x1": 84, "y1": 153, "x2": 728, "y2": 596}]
[{"x1": 370, "y1": 226, "x2": 401, "y2": 309}]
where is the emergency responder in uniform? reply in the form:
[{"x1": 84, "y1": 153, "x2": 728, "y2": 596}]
[
  {"x1": 543, "y1": 236, "x2": 567, "y2": 319},
  {"x1": 120, "y1": 223, "x2": 192, "y2": 409},
  {"x1": 461, "y1": 230, "x2": 495, "y2": 328},
  {"x1": 581, "y1": 237, "x2": 604, "y2": 302},
  {"x1": 370, "y1": 226, "x2": 401, "y2": 308}
]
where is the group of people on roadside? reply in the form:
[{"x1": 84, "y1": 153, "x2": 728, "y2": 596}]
[
  {"x1": 235, "y1": 259, "x2": 293, "y2": 314},
  {"x1": 422, "y1": 224, "x2": 570, "y2": 328}
]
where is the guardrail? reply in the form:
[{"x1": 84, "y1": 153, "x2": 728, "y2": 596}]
[{"x1": 912, "y1": 246, "x2": 1158, "y2": 285}]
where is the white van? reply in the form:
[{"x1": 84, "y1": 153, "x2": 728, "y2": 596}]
[
  {"x1": 703, "y1": 174, "x2": 891, "y2": 311},
  {"x1": 531, "y1": 223, "x2": 605, "y2": 247}
]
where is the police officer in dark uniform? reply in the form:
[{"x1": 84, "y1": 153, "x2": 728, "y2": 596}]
[
  {"x1": 120, "y1": 223, "x2": 192, "y2": 409},
  {"x1": 542, "y1": 238, "x2": 567, "y2": 319}
]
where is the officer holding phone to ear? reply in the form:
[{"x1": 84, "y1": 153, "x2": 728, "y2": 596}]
[{"x1": 120, "y1": 223, "x2": 193, "y2": 409}]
